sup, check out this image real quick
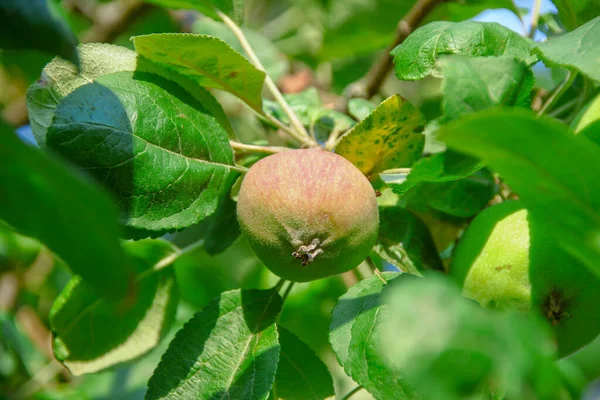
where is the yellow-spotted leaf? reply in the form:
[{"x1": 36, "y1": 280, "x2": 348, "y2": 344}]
[{"x1": 334, "y1": 95, "x2": 425, "y2": 177}]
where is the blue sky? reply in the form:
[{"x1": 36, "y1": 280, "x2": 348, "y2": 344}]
[{"x1": 473, "y1": 0, "x2": 558, "y2": 40}]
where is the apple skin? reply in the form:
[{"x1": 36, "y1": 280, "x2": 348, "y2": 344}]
[
  {"x1": 237, "y1": 149, "x2": 379, "y2": 282},
  {"x1": 451, "y1": 200, "x2": 600, "y2": 357}
]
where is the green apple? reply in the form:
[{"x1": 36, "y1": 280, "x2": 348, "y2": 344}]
[{"x1": 451, "y1": 200, "x2": 600, "y2": 357}]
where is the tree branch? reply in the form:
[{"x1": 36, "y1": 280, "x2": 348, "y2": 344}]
[{"x1": 337, "y1": 0, "x2": 443, "y2": 110}]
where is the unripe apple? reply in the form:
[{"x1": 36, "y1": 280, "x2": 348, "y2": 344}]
[
  {"x1": 451, "y1": 200, "x2": 600, "y2": 357},
  {"x1": 237, "y1": 149, "x2": 379, "y2": 282}
]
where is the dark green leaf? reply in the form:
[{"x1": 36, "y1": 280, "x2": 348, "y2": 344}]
[
  {"x1": 321, "y1": 0, "x2": 412, "y2": 60},
  {"x1": 380, "y1": 275, "x2": 563, "y2": 400},
  {"x1": 392, "y1": 21, "x2": 535, "y2": 81},
  {"x1": 195, "y1": 172, "x2": 241, "y2": 255},
  {"x1": 46, "y1": 71, "x2": 236, "y2": 238},
  {"x1": 26, "y1": 43, "x2": 137, "y2": 147},
  {"x1": 335, "y1": 94, "x2": 425, "y2": 176},
  {"x1": 275, "y1": 326, "x2": 334, "y2": 400},
  {"x1": 330, "y1": 273, "x2": 416, "y2": 400},
  {"x1": 50, "y1": 240, "x2": 179, "y2": 375},
  {"x1": 439, "y1": 56, "x2": 534, "y2": 121},
  {"x1": 385, "y1": 151, "x2": 483, "y2": 195},
  {"x1": 0, "y1": 0, "x2": 78, "y2": 65},
  {"x1": 143, "y1": 0, "x2": 244, "y2": 25},
  {"x1": 534, "y1": 16, "x2": 600, "y2": 82},
  {"x1": 132, "y1": 33, "x2": 266, "y2": 112},
  {"x1": 375, "y1": 207, "x2": 444, "y2": 273},
  {"x1": 406, "y1": 169, "x2": 497, "y2": 218},
  {"x1": 438, "y1": 108, "x2": 600, "y2": 277},
  {"x1": 146, "y1": 288, "x2": 282, "y2": 400},
  {"x1": 0, "y1": 124, "x2": 131, "y2": 300},
  {"x1": 552, "y1": 0, "x2": 600, "y2": 31}
]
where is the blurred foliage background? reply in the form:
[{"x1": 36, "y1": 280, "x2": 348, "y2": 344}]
[{"x1": 2, "y1": 0, "x2": 600, "y2": 399}]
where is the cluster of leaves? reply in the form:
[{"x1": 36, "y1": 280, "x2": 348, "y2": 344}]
[{"x1": 2, "y1": 0, "x2": 600, "y2": 399}]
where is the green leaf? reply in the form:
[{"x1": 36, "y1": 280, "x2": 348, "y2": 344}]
[
  {"x1": 380, "y1": 275, "x2": 563, "y2": 400},
  {"x1": 552, "y1": 0, "x2": 600, "y2": 31},
  {"x1": 143, "y1": 0, "x2": 244, "y2": 25},
  {"x1": 438, "y1": 108, "x2": 600, "y2": 277},
  {"x1": 146, "y1": 288, "x2": 282, "y2": 400},
  {"x1": 534, "y1": 16, "x2": 600, "y2": 82},
  {"x1": 275, "y1": 326, "x2": 334, "y2": 400},
  {"x1": 263, "y1": 87, "x2": 322, "y2": 127},
  {"x1": 426, "y1": 0, "x2": 517, "y2": 24},
  {"x1": 330, "y1": 273, "x2": 416, "y2": 400},
  {"x1": 335, "y1": 94, "x2": 425, "y2": 176},
  {"x1": 0, "y1": 124, "x2": 131, "y2": 300},
  {"x1": 321, "y1": 0, "x2": 412, "y2": 60},
  {"x1": 132, "y1": 33, "x2": 266, "y2": 112},
  {"x1": 0, "y1": 0, "x2": 78, "y2": 65},
  {"x1": 193, "y1": 18, "x2": 289, "y2": 81},
  {"x1": 405, "y1": 169, "x2": 498, "y2": 218},
  {"x1": 385, "y1": 151, "x2": 483, "y2": 195},
  {"x1": 439, "y1": 56, "x2": 534, "y2": 121},
  {"x1": 375, "y1": 207, "x2": 444, "y2": 274},
  {"x1": 348, "y1": 98, "x2": 377, "y2": 121},
  {"x1": 49, "y1": 239, "x2": 179, "y2": 375},
  {"x1": 46, "y1": 71, "x2": 236, "y2": 238},
  {"x1": 392, "y1": 21, "x2": 535, "y2": 81},
  {"x1": 195, "y1": 172, "x2": 241, "y2": 255},
  {"x1": 26, "y1": 43, "x2": 137, "y2": 147}
]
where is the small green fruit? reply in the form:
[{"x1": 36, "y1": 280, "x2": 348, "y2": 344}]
[
  {"x1": 237, "y1": 149, "x2": 379, "y2": 282},
  {"x1": 451, "y1": 200, "x2": 600, "y2": 357}
]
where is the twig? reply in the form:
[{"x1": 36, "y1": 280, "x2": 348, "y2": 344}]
[
  {"x1": 217, "y1": 11, "x2": 317, "y2": 147},
  {"x1": 529, "y1": 0, "x2": 542, "y2": 39},
  {"x1": 341, "y1": 386, "x2": 363, "y2": 400},
  {"x1": 537, "y1": 71, "x2": 577, "y2": 115},
  {"x1": 230, "y1": 141, "x2": 291, "y2": 154},
  {"x1": 337, "y1": 0, "x2": 443, "y2": 110},
  {"x1": 366, "y1": 257, "x2": 387, "y2": 284},
  {"x1": 280, "y1": 282, "x2": 295, "y2": 304}
]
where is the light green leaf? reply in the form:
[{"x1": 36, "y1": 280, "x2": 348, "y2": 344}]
[
  {"x1": 348, "y1": 98, "x2": 376, "y2": 121},
  {"x1": 193, "y1": 18, "x2": 289, "y2": 81},
  {"x1": 574, "y1": 92, "x2": 600, "y2": 133},
  {"x1": 0, "y1": 124, "x2": 131, "y2": 300},
  {"x1": 335, "y1": 94, "x2": 425, "y2": 176},
  {"x1": 133, "y1": 33, "x2": 266, "y2": 112},
  {"x1": 27, "y1": 43, "x2": 236, "y2": 145},
  {"x1": 0, "y1": 0, "x2": 78, "y2": 65},
  {"x1": 263, "y1": 87, "x2": 322, "y2": 126},
  {"x1": 330, "y1": 273, "x2": 416, "y2": 400},
  {"x1": 439, "y1": 56, "x2": 534, "y2": 121},
  {"x1": 534, "y1": 16, "x2": 600, "y2": 82},
  {"x1": 438, "y1": 108, "x2": 600, "y2": 277},
  {"x1": 386, "y1": 151, "x2": 483, "y2": 195},
  {"x1": 26, "y1": 43, "x2": 136, "y2": 147},
  {"x1": 143, "y1": 0, "x2": 244, "y2": 25},
  {"x1": 275, "y1": 326, "x2": 334, "y2": 400},
  {"x1": 46, "y1": 71, "x2": 236, "y2": 238},
  {"x1": 392, "y1": 21, "x2": 535, "y2": 81},
  {"x1": 375, "y1": 207, "x2": 444, "y2": 273},
  {"x1": 380, "y1": 275, "x2": 563, "y2": 400},
  {"x1": 146, "y1": 288, "x2": 282, "y2": 400},
  {"x1": 426, "y1": 0, "x2": 517, "y2": 24},
  {"x1": 50, "y1": 240, "x2": 179, "y2": 375}
]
